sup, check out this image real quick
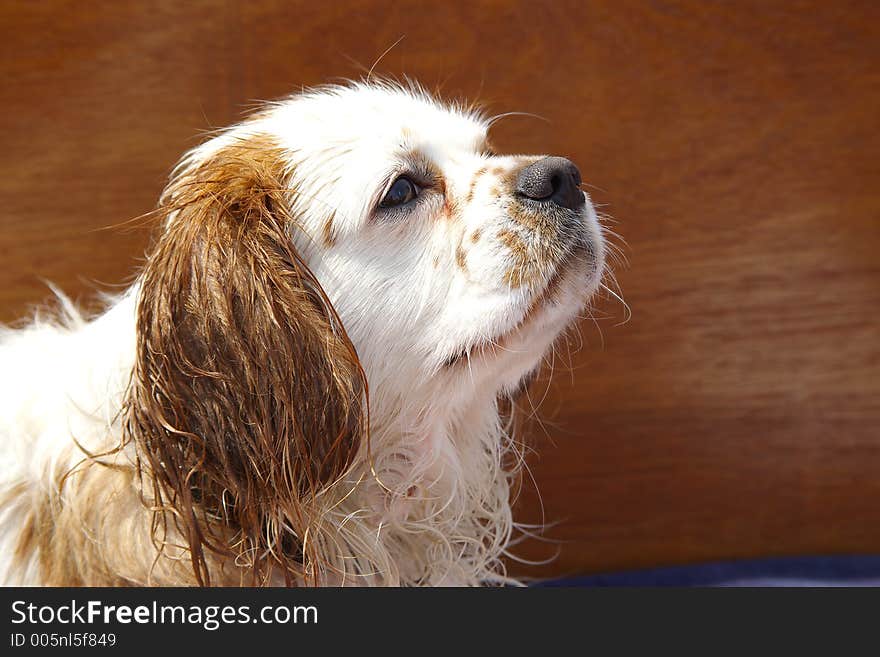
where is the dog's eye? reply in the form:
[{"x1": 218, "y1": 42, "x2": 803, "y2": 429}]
[{"x1": 380, "y1": 176, "x2": 420, "y2": 208}]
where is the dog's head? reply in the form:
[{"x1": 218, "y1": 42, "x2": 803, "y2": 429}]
[{"x1": 127, "y1": 81, "x2": 605, "y2": 583}]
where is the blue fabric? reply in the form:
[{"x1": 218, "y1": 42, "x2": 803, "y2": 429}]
[{"x1": 536, "y1": 555, "x2": 880, "y2": 587}]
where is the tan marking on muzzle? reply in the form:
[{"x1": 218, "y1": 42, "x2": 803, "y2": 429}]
[
  {"x1": 498, "y1": 217, "x2": 560, "y2": 289},
  {"x1": 498, "y1": 228, "x2": 532, "y2": 287},
  {"x1": 465, "y1": 166, "x2": 488, "y2": 205},
  {"x1": 508, "y1": 202, "x2": 545, "y2": 231},
  {"x1": 455, "y1": 243, "x2": 467, "y2": 271},
  {"x1": 497, "y1": 229, "x2": 529, "y2": 264}
]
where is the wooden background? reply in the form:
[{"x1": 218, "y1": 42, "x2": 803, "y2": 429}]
[{"x1": 1, "y1": 1, "x2": 878, "y2": 580}]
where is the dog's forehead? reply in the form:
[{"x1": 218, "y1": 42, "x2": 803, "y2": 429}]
[{"x1": 269, "y1": 84, "x2": 487, "y2": 159}]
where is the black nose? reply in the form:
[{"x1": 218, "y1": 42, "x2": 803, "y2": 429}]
[{"x1": 515, "y1": 156, "x2": 584, "y2": 211}]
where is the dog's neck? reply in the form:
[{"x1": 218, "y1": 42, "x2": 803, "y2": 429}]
[{"x1": 16, "y1": 286, "x2": 517, "y2": 586}]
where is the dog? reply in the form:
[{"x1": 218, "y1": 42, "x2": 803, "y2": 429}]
[{"x1": 0, "y1": 80, "x2": 607, "y2": 586}]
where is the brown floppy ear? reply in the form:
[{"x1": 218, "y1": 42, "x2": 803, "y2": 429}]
[{"x1": 125, "y1": 135, "x2": 367, "y2": 586}]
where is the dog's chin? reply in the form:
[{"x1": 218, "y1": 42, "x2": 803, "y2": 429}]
[{"x1": 442, "y1": 238, "x2": 603, "y2": 372}]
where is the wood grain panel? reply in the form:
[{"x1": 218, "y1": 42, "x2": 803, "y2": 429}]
[{"x1": 0, "y1": 0, "x2": 877, "y2": 579}]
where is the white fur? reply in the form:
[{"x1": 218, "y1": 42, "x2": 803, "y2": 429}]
[{"x1": 0, "y1": 81, "x2": 605, "y2": 586}]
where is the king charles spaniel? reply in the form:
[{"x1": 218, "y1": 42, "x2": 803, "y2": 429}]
[{"x1": 0, "y1": 81, "x2": 608, "y2": 586}]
